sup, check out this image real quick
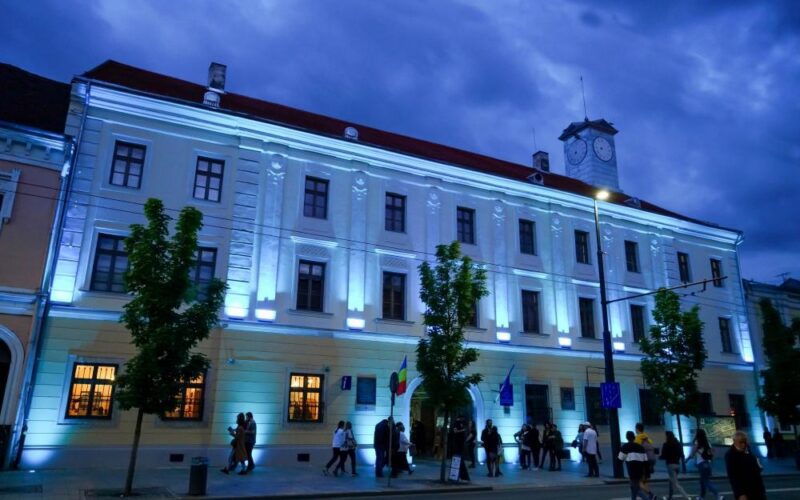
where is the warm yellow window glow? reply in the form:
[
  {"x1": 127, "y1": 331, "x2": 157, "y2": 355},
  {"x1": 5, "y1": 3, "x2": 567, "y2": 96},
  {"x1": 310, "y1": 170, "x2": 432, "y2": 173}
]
[
  {"x1": 287, "y1": 373, "x2": 324, "y2": 423},
  {"x1": 66, "y1": 363, "x2": 117, "y2": 419},
  {"x1": 163, "y1": 373, "x2": 206, "y2": 421}
]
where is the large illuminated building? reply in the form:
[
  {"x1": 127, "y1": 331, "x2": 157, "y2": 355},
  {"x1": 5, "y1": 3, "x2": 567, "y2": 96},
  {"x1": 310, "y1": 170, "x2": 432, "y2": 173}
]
[{"x1": 7, "y1": 61, "x2": 761, "y2": 468}]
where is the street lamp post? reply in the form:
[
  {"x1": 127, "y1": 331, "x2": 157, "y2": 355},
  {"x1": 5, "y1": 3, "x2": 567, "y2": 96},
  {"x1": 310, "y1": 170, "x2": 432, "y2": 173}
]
[{"x1": 593, "y1": 190, "x2": 624, "y2": 479}]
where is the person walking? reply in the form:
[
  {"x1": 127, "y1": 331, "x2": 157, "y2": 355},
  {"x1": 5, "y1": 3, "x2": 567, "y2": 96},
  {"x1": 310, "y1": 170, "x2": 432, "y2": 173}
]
[
  {"x1": 690, "y1": 428, "x2": 724, "y2": 500},
  {"x1": 245, "y1": 412, "x2": 257, "y2": 471},
  {"x1": 392, "y1": 422, "x2": 414, "y2": 477},
  {"x1": 660, "y1": 431, "x2": 691, "y2": 500},
  {"x1": 725, "y1": 431, "x2": 766, "y2": 500},
  {"x1": 495, "y1": 425, "x2": 505, "y2": 476},
  {"x1": 619, "y1": 431, "x2": 653, "y2": 500},
  {"x1": 465, "y1": 419, "x2": 477, "y2": 468},
  {"x1": 373, "y1": 418, "x2": 390, "y2": 477},
  {"x1": 635, "y1": 423, "x2": 657, "y2": 498},
  {"x1": 336, "y1": 421, "x2": 358, "y2": 476},
  {"x1": 514, "y1": 424, "x2": 531, "y2": 470},
  {"x1": 221, "y1": 413, "x2": 248, "y2": 475},
  {"x1": 481, "y1": 419, "x2": 498, "y2": 477},
  {"x1": 323, "y1": 420, "x2": 346, "y2": 476},
  {"x1": 582, "y1": 421, "x2": 599, "y2": 477},
  {"x1": 762, "y1": 429, "x2": 773, "y2": 459}
]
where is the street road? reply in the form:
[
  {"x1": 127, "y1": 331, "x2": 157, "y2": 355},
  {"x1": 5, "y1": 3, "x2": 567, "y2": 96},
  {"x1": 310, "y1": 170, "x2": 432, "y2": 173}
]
[{"x1": 356, "y1": 475, "x2": 800, "y2": 500}]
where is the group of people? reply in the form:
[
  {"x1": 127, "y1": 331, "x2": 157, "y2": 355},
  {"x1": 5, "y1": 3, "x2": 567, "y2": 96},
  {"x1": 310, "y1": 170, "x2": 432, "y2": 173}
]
[
  {"x1": 370, "y1": 418, "x2": 414, "y2": 478},
  {"x1": 323, "y1": 421, "x2": 359, "y2": 476},
  {"x1": 617, "y1": 422, "x2": 766, "y2": 500},
  {"x1": 513, "y1": 421, "x2": 566, "y2": 472},
  {"x1": 220, "y1": 412, "x2": 257, "y2": 475}
]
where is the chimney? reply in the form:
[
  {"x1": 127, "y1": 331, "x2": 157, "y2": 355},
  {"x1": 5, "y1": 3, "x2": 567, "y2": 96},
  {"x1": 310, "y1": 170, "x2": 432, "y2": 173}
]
[
  {"x1": 203, "y1": 62, "x2": 227, "y2": 108},
  {"x1": 532, "y1": 151, "x2": 550, "y2": 172}
]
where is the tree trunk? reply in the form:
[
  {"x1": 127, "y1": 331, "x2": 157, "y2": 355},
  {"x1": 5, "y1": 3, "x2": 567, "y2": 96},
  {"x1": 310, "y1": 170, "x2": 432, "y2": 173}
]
[
  {"x1": 124, "y1": 408, "x2": 145, "y2": 496},
  {"x1": 439, "y1": 409, "x2": 450, "y2": 483},
  {"x1": 676, "y1": 414, "x2": 686, "y2": 473}
]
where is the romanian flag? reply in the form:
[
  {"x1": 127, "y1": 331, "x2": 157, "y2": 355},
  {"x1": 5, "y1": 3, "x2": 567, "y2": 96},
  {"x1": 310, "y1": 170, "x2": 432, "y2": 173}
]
[{"x1": 396, "y1": 356, "x2": 407, "y2": 395}]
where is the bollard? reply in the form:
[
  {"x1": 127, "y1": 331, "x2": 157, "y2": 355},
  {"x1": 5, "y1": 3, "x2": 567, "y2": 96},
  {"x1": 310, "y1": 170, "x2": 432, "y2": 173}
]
[{"x1": 188, "y1": 456, "x2": 208, "y2": 496}]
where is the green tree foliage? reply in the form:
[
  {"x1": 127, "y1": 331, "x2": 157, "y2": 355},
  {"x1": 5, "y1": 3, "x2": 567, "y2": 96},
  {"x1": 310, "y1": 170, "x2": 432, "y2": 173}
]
[
  {"x1": 116, "y1": 199, "x2": 225, "y2": 496},
  {"x1": 639, "y1": 289, "x2": 706, "y2": 448},
  {"x1": 417, "y1": 241, "x2": 488, "y2": 482},
  {"x1": 756, "y1": 299, "x2": 800, "y2": 428}
]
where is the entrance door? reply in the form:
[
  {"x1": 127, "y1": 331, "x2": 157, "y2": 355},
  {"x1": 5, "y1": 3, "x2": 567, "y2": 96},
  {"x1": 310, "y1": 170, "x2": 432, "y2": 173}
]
[
  {"x1": 0, "y1": 341, "x2": 10, "y2": 416},
  {"x1": 410, "y1": 387, "x2": 474, "y2": 458},
  {"x1": 525, "y1": 384, "x2": 551, "y2": 425}
]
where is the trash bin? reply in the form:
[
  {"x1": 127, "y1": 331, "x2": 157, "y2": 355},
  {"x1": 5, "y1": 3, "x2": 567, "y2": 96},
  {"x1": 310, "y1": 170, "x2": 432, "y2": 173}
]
[{"x1": 188, "y1": 456, "x2": 208, "y2": 496}]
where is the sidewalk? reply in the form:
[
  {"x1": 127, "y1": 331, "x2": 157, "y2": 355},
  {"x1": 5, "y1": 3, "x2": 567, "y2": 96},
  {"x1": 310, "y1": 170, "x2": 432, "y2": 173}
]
[{"x1": 0, "y1": 455, "x2": 797, "y2": 499}]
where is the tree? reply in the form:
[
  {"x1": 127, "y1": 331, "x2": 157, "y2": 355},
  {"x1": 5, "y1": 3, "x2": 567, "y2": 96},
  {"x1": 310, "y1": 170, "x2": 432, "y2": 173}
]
[
  {"x1": 639, "y1": 289, "x2": 706, "y2": 462},
  {"x1": 756, "y1": 299, "x2": 800, "y2": 434},
  {"x1": 116, "y1": 199, "x2": 226, "y2": 496},
  {"x1": 416, "y1": 241, "x2": 488, "y2": 482}
]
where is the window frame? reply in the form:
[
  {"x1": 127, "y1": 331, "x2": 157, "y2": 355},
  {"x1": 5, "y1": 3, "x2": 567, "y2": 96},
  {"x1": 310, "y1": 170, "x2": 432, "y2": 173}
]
[
  {"x1": 456, "y1": 206, "x2": 476, "y2": 245},
  {"x1": 579, "y1": 297, "x2": 596, "y2": 338},
  {"x1": 64, "y1": 362, "x2": 118, "y2": 420},
  {"x1": 192, "y1": 156, "x2": 225, "y2": 202},
  {"x1": 191, "y1": 247, "x2": 217, "y2": 301},
  {"x1": 296, "y1": 260, "x2": 326, "y2": 312},
  {"x1": 109, "y1": 141, "x2": 146, "y2": 189},
  {"x1": 710, "y1": 258, "x2": 723, "y2": 287},
  {"x1": 630, "y1": 304, "x2": 646, "y2": 343},
  {"x1": 677, "y1": 252, "x2": 691, "y2": 283},
  {"x1": 287, "y1": 372, "x2": 324, "y2": 423},
  {"x1": 382, "y1": 271, "x2": 406, "y2": 320},
  {"x1": 519, "y1": 219, "x2": 537, "y2": 255},
  {"x1": 303, "y1": 176, "x2": 329, "y2": 219},
  {"x1": 521, "y1": 290, "x2": 541, "y2": 334},
  {"x1": 575, "y1": 230, "x2": 591, "y2": 264},
  {"x1": 639, "y1": 388, "x2": 665, "y2": 426},
  {"x1": 719, "y1": 317, "x2": 734, "y2": 353},
  {"x1": 90, "y1": 233, "x2": 128, "y2": 293},
  {"x1": 625, "y1": 240, "x2": 640, "y2": 273},
  {"x1": 384, "y1": 192, "x2": 406, "y2": 233},
  {"x1": 697, "y1": 392, "x2": 714, "y2": 416},
  {"x1": 356, "y1": 376, "x2": 377, "y2": 406},
  {"x1": 162, "y1": 372, "x2": 207, "y2": 421}
]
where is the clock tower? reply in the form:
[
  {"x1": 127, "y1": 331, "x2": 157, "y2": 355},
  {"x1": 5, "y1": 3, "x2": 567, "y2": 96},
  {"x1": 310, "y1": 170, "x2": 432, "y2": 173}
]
[{"x1": 559, "y1": 118, "x2": 620, "y2": 191}]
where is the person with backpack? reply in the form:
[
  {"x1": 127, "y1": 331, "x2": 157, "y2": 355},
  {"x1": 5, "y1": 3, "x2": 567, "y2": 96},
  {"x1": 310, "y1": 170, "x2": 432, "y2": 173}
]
[
  {"x1": 660, "y1": 431, "x2": 691, "y2": 500},
  {"x1": 336, "y1": 421, "x2": 358, "y2": 476},
  {"x1": 690, "y1": 428, "x2": 724, "y2": 500}
]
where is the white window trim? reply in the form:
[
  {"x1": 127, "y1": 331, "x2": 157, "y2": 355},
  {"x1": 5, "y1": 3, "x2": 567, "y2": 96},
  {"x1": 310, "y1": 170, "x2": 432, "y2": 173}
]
[{"x1": 57, "y1": 354, "x2": 125, "y2": 426}]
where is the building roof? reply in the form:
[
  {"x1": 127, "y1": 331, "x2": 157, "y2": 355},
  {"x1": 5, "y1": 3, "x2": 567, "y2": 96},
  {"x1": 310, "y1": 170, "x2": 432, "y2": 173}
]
[
  {"x1": 558, "y1": 118, "x2": 618, "y2": 141},
  {"x1": 0, "y1": 63, "x2": 70, "y2": 134},
  {"x1": 80, "y1": 60, "x2": 729, "y2": 232}
]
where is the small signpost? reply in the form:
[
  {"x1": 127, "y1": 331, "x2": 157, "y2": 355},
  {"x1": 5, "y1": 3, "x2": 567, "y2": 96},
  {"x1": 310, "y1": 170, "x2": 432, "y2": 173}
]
[
  {"x1": 601, "y1": 382, "x2": 621, "y2": 409},
  {"x1": 340, "y1": 376, "x2": 352, "y2": 391},
  {"x1": 387, "y1": 371, "x2": 398, "y2": 487}
]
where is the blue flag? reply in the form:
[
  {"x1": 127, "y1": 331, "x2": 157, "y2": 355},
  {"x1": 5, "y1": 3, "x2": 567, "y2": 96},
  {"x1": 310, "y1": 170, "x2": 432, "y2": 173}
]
[{"x1": 499, "y1": 364, "x2": 515, "y2": 406}]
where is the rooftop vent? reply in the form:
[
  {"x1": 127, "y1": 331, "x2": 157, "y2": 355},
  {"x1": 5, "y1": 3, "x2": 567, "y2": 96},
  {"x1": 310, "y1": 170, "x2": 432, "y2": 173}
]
[
  {"x1": 532, "y1": 151, "x2": 550, "y2": 172},
  {"x1": 623, "y1": 197, "x2": 641, "y2": 208},
  {"x1": 344, "y1": 126, "x2": 359, "y2": 140},
  {"x1": 203, "y1": 91, "x2": 220, "y2": 108},
  {"x1": 527, "y1": 171, "x2": 545, "y2": 185}
]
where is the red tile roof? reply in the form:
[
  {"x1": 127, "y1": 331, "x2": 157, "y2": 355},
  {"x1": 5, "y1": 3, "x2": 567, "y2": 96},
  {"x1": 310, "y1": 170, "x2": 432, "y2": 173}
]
[
  {"x1": 81, "y1": 60, "x2": 729, "y2": 231},
  {"x1": 0, "y1": 63, "x2": 70, "y2": 134}
]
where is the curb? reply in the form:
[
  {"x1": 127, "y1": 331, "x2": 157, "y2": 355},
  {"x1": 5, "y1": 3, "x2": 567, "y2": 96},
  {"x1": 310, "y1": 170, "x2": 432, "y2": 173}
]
[
  {"x1": 602, "y1": 471, "x2": 800, "y2": 485},
  {"x1": 180, "y1": 485, "x2": 493, "y2": 500}
]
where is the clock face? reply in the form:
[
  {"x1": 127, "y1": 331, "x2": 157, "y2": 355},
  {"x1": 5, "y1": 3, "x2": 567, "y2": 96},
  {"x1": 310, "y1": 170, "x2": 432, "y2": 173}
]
[
  {"x1": 567, "y1": 139, "x2": 587, "y2": 165},
  {"x1": 593, "y1": 137, "x2": 613, "y2": 162}
]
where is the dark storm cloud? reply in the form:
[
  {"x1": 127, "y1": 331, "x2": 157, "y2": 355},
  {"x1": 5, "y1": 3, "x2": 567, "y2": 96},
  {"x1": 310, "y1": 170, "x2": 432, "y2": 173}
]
[{"x1": 1, "y1": 0, "x2": 797, "y2": 282}]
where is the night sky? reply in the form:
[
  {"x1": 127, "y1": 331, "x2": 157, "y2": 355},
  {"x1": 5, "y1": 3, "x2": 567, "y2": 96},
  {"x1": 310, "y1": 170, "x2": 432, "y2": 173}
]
[{"x1": 2, "y1": 0, "x2": 798, "y2": 283}]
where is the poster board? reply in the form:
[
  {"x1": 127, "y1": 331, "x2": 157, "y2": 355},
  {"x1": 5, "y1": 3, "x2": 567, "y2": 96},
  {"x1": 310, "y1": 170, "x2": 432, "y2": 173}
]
[
  {"x1": 698, "y1": 416, "x2": 736, "y2": 446},
  {"x1": 448, "y1": 455, "x2": 461, "y2": 481}
]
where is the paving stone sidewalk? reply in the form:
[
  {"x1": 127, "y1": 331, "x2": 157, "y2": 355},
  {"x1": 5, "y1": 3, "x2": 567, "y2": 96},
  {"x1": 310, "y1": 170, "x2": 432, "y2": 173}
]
[{"x1": 0, "y1": 455, "x2": 797, "y2": 499}]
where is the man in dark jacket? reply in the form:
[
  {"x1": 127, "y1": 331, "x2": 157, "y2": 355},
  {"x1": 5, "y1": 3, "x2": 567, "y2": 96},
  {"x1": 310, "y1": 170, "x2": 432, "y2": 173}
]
[
  {"x1": 618, "y1": 431, "x2": 653, "y2": 500},
  {"x1": 726, "y1": 431, "x2": 766, "y2": 500},
  {"x1": 374, "y1": 418, "x2": 390, "y2": 477}
]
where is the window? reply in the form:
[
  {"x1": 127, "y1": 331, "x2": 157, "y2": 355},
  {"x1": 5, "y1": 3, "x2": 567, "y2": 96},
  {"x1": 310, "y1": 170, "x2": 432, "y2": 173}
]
[
  {"x1": 382, "y1": 272, "x2": 406, "y2": 320},
  {"x1": 467, "y1": 300, "x2": 479, "y2": 328},
  {"x1": 678, "y1": 252, "x2": 691, "y2": 283},
  {"x1": 697, "y1": 392, "x2": 714, "y2": 416},
  {"x1": 0, "y1": 168, "x2": 21, "y2": 228},
  {"x1": 719, "y1": 317, "x2": 733, "y2": 353},
  {"x1": 584, "y1": 387, "x2": 608, "y2": 425},
  {"x1": 109, "y1": 141, "x2": 145, "y2": 189},
  {"x1": 192, "y1": 248, "x2": 217, "y2": 301},
  {"x1": 519, "y1": 219, "x2": 536, "y2": 255},
  {"x1": 579, "y1": 298, "x2": 596, "y2": 338},
  {"x1": 385, "y1": 193, "x2": 406, "y2": 232},
  {"x1": 356, "y1": 377, "x2": 377, "y2": 406},
  {"x1": 575, "y1": 230, "x2": 590, "y2": 264},
  {"x1": 193, "y1": 157, "x2": 224, "y2": 202},
  {"x1": 91, "y1": 234, "x2": 128, "y2": 293},
  {"x1": 457, "y1": 207, "x2": 475, "y2": 244},
  {"x1": 625, "y1": 240, "x2": 640, "y2": 273},
  {"x1": 521, "y1": 290, "x2": 540, "y2": 333},
  {"x1": 296, "y1": 260, "x2": 325, "y2": 311},
  {"x1": 65, "y1": 363, "x2": 117, "y2": 419},
  {"x1": 711, "y1": 259, "x2": 723, "y2": 287},
  {"x1": 303, "y1": 176, "x2": 328, "y2": 219},
  {"x1": 288, "y1": 373, "x2": 323, "y2": 422},
  {"x1": 630, "y1": 305, "x2": 646, "y2": 343},
  {"x1": 525, "y1": 384, "x2": 551, "y2": 425},
  {"x1": 728, "y1": 394, "x2": 750, "y2": 429},
  {"x1": 639, "y1": 389, "x2": 664, "y2": 426},
  {"x1": 163, "y1": 373, "x2": 206, "y2": 421},
  {"x1": 561, "y1": 387, "x2": 576, "y2": 411}
]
